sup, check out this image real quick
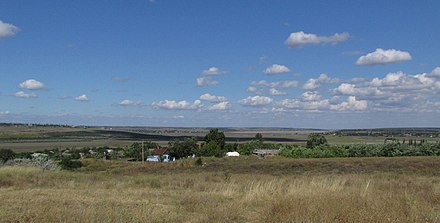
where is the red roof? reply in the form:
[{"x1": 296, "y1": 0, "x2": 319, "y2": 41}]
[{"x1": 152, "y1": 147, "x2": 168, "y2": 155}]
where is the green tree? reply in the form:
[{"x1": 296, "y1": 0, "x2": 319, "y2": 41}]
[
  {"x1": 199, "y1": 141, "x2": 224, "y2": 157},
  {"x1": 204, "y1": 129, "x2": 226, "y2": 149},
  {"x1": 306, "y1": 133, "x2": 328, "y2": 148},
  {"x1": 0, "y1": 149, "x2": 15, "y2": 163},
  {"x1": 255, "y1": 133, "x2": 264, "y2": 143},
  {"x1": 124, "y1": 142, "x2": 157, "y2": 161},
  {"x1": 168, "y1": 137, "x2": 197, "y2": 159},
  {"x1": 238, "y1": 141, "x2": 260, "y2": 155}
]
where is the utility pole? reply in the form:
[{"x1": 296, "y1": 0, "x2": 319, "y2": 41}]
[{"x1": 141, "y1": 141, "x2": 145, "y2": 164}]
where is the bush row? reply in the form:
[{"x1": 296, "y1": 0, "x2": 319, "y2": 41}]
[{"x1": 279, "y1": 143, "x2": 440, "y2": 158}]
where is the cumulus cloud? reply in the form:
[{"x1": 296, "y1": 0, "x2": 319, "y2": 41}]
[
  {"x1": 356, "y1": 48, "x2": 412, "y2": 65},
  {"x1": 119, "y1": 99, "x2": 143, "y2": 106},
  {"x1": 252, "y1": 80, "x2": 299, "y2": 88},
  {"x1": 152, "y1": 100, "x2": 203, "y2": 110},
  {"x1": 201, "y1": 67, "x2": 223, "y2": 76},
  {"x1": 197, "y1": 76, "x2": 218, "y2": 87},
  {"x1": 247, "y1": 86, "x2": 260, "y2": 94},
  {"x1": 303, "y1": 74, "x2": 339, "y2": 89},
  {"x1": 75, "y1": 94, "x2": 89, "y2": 101},
  {"x1": 196, "y1": 67, "x2": 226, "y2": 87},
  {"x1": 285, "y1": 31, "x2": 349, "y2": 47},
  {"x1": 264, "y1": 64, "x2": 290, "y2": 75},
  {"x1": 14, "y1": 91, "x2": 37, "y2": 98},
  {"x1": 19, "y1": 79, "x2": 45, "y2": 90},
  {"x1": 0, "y1": 20, "x2": 19, "y2": 38},
  {"x1": 248, "y1": 80, "x2": 299, "y2": 95},
  {"x1": 330, "y1": 96, "x2": 367, "y2": 111},
  {"x1": 430, "y1": 67, "x2": 440, "y2": 77},
  {"x1": 199, "y1": 93, "x2": 227, "y2": 102},
  {"x1": 207, "y1": 101, "x2": 230, "y2": 111},
  {"x1": 239, "y1": 96, "x2": 273, "y2": 106},
  {"x1": 332, "y1": 69, "x2": 440, "y2": 112},
  {"x1": 269, "y1": 88, "x2": 287, "y2": 96},
  {"x1": 280, "y1": 98, "x2": 330, "y2": 111},
  {"x1": 301, "y1": 91, "x2": 321, "y2": 101}
]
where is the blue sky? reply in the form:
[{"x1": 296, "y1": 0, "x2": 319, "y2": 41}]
[{"x1": 1, "y1": 0, "x2": 440, "y2": 128}]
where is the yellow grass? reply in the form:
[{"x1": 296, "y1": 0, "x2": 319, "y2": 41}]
[{"x1": 1, "y1": 158, "x2": 440, "y2": 222}]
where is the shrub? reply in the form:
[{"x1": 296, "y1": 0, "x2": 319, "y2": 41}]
[
  {"x1": 195, "y1": 157, "x2": 203, "y2": 166},
  {"x1": 59, "y1": 158, "x2": 83, "y2": 170},
  {"x1": 0, "y1": 149, "x2": 15, "y2": 163}
]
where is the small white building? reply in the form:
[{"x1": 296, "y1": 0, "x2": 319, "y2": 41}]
[{"x1": 226, "y1": 151, "x2": 240, "y2": 157}]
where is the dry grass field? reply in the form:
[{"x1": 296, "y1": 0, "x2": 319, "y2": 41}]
[{"x1": 2, "y1": 156, "x2": 440, "y2": 222}]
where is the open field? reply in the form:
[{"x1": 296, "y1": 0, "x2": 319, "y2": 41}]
[
  {"x1": 1, "y1": 124, "x2": 438, "y2": 152},
  {"x1": 2, "y1": 156, "x2": 440, "y2": 222}
]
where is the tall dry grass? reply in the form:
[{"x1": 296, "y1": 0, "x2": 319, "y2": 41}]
[{"x1": 1, "y1": 158, "x2": 440, "y2": 222}]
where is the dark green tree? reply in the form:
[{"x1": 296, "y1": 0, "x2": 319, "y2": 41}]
[
  {"x1": 168, "y1": 137, "x2": 197, "y2": 159},
  {"x1": 255, "y1": 133, "x2": 264, "y2": 143},
  {"x1": 0, "y1": 149, "x2": 15, "y2": 163},
  {"x1": 204, "y1": 129, "x2": 226, "y2": 149},
  {"x1": 306, "y1": 133, "x2": 328, "y2": 148},
  {"x1": 198, "y1": 141, "x2": 223, "y2": 157}
]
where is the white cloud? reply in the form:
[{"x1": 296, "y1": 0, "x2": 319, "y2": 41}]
[
  {"x1": 199, "y1": 93, "x2": 227, "y2": 102},
  {"x1": 264, "y1": 64, "x2": 291, "y2": 75},
  {"x1": 119, "y1": 99, "x2": 143, "y2": 106},
  {"x1": 301, "y1": 91, "x2": 321, "y2": 101},
  {"x1": 303, "y1": 79, "x2": 319, "y2": 90},
  {"x1": 173, "y1": 115, "x2": 184, "y2": 119},
  {"x1": 280, "y1": 98, "x2": 330, "y2": 110},
  {"x1": 248, "y1": 80, "x2": 299, "y2": 95},
  {"x1": 271, "y1": 107, "x2": 286, "y2": 113},
  {"x1": 356, "y1": 48, "x2": 412, "y2": 65},
  {"x1": 152, "y1": 100, "x2": 203, "y2": 110},
  {"x1": 431, "y1": 67, "x2": 440, "y2": 77},
  {"x1": 303, "y1": 74, "x2": 338, "y2": 89},
  {"x1": 75, "y1": 94, "x2": 89, "y2": 102},
  {"x1": 330, "y1": 96, "x2": 367, "y2": 111},
  {"x1": 285, "y1": 31, "x2": 349, "y2": 47},
  {"x1": 332, "y1": 69, "x2": 440, "y2": 112},
  {"x1": 197, "y1": 76, "x2": 218, "y2": 87},
  {"x1": 273, "y1": 80, "x2": 299, "y2": 88},
  {"x1": 201, "y1": 67, "x2": 223, "y2": 76},
  {"x1": 247, "y1": 86, "x2": 260, "y2": 94},
  {"x1": 251, "y1": 80, "x2": 299, "y2": 88},
  {"x1": 196, "y1": 67, "x2": 225, "y2": 87},
  {"x1": 334, "y1": 83, "x2": 357, "y2": 95},
  {"x1": 269, "y1": 88, "x2": 286, "y2": 96},
  {"x1": 0, "y1": 20, "x2": 19, "y2": 38},
  {"x1": 14, "y1": 91, "x2": 37, "y2": 98},
  {"x1": 19, "y1": 79, "x2": 45, "y2": 90},
  {"x1": 0, "y1": 111, "x2": 9, "y2": 115},
  {"x1": 207, "y1": 101, "x2": 230, "y2": 111},
  {"x1": 239, "y1": 96, "x2": 273, "y2": 106}
]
